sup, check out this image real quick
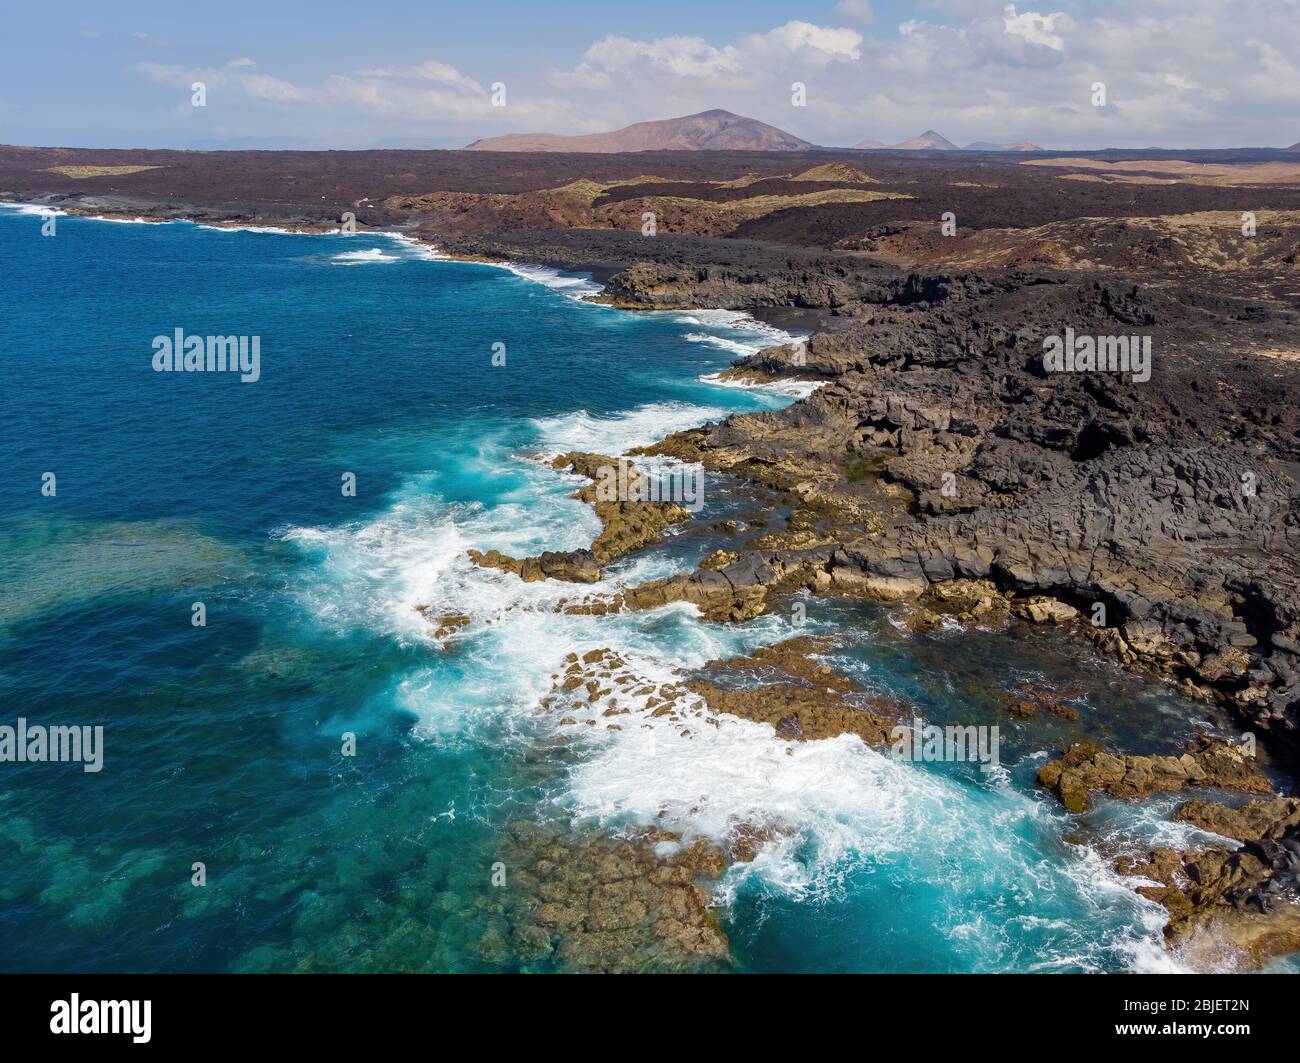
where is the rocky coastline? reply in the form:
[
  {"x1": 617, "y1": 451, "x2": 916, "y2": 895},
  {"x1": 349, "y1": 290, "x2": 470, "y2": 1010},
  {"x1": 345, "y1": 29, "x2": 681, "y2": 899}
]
[
  {"x1": 500, "y1": 252, "x2": 1298, "y2": 969},
  {"x1": 8, "y1": 144, "x2": 1299, "y2": 971}
]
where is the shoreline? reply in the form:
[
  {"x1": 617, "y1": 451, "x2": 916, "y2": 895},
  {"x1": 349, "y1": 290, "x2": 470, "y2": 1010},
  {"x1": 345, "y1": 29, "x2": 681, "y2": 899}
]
[
  {"x1": 6, "y1": 191, "x2": 1299, "y2": 971},
  {"x1": 0, "y1": 192, "x2": 845, "y2": 331},
  {"x1": 6, "y1": 189, "x2": 1292, "y2": 755}
]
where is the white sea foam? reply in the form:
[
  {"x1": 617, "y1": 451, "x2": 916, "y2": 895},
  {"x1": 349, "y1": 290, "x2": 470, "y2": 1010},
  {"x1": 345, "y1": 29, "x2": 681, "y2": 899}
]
[
  {"x1": 196, "y1": 223, "x2": 339, "y2": 235},
  {"x1": 283, "y1": 455, "x2": 1175, "y2": 970},
  {"x1": 280, "y1": 481, "x2": 775, "y2": 751},
  {"x1": 376, "y1": 231, "x2": 447, "y2": 260},
  {"x1": 371, "y1": 233, "x2": 605, "y2": 297},
  {"x1": 89, "y1": 215, "x2": 160, "y2": 224},
  {"x1": 281, "y1": 461, "x2": 601, "y2": 642},
  {"x1": 553, "y1": 655, "x2": 1180, "y2": 971},
  {"x1": 530, "y1": 401, "x2": 728, "y2": 458},
  {"x1": 0, "y1": 202, "x2": 172, "y2": 226},
  {"x1": 332, "y1": 247, "x2": 400, "y2": 265},
  {"x1": 1088, "y1": 792, "x2": 1241, "y2": 853},
  {"x1": 367, "y1": 232, "x2": 605, "y2": 299},
  {"x1": 698, "y1": 370, "x2": 824, "y2": 399},
  {"x1": 0, "y1": 201, "x2": 66, "y2": 216},
  {"x1": 500, "y1": 262, "x2": 603, "y2": 300},
  {"x1": 674, "y1": 308, "x2": 802, "y2": 350},
  {"x1": 683, "y1": 331, "x2": 758, "y2": 356}
]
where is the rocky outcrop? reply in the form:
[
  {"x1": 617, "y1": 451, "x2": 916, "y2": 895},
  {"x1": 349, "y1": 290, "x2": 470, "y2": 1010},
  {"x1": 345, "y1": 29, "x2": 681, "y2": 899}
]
[
  {"x1": 467, "y1": 268, "x2": 1300, "y2": 775},
  {"x1": 594, "y1": 259, "x2": 893, "y2": 311},
  {"x1": 468, "y1": 452, "x2": 689, "y2": 583},
  {"x1": 1117, "y1": 796, "x2": 1300, "y2": 971},
  {"x1": 902, "y1": 578, "x2": 1012, "y2": 630},
  {"x1": 467, "y1": 547, "x2": 602, "y2": 584},
  {"x1": 557, "y1": 550, "x2": 819, "y2": 622},
  {"x1": 1173, "y1": 796, "x2": 1300, "y2": 841},
  {"x1": 1036, "y1": 738, "x2": 1271, "y2": 813},
  {"x1": 414, "y1": 608, "x2": 471, "y2": 645},
  {"x1": 634, "y1": 271, "x2": 1300, "y2": 757},
  {"x1": 486, "y1": 821, "x2": 732, "y2": 972},
  {"x1": 685, "y1": 636, "x2": 903, "y2": 745},
  {"x1": 1000, "y1": 680, "x2": 1081, "y2": 720},
  {"x1": 537, "y1": 638, "x2": 903, "y2": 747}
]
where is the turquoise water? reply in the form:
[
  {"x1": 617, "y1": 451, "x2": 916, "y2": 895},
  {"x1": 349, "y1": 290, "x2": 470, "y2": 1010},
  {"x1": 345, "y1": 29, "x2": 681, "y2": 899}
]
[{"x1": 0, "y1": 206, "x2": 1245, "y2": 973}]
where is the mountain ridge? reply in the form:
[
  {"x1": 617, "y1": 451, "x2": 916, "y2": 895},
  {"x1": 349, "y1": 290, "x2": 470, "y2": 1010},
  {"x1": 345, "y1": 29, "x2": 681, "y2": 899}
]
[
  {"x1": 964, "y1": 140, "x2": 1044, "y2": 152},
  {"x1": 465, "y1": 110, "x2": 813, "y2": 153},
  {"x1": 854, "y1": 131, "x2": 1041, "y2": 152}
]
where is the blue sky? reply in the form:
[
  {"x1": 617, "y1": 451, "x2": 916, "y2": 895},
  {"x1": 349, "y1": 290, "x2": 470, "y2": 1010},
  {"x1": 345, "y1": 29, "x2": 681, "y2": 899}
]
[{"x1": 3, "y1": 1, "x2": 1296, "y2": 150}]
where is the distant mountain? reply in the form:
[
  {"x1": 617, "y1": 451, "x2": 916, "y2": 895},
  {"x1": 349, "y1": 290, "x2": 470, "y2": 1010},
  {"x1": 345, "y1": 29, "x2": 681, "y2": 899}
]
[
  {"x1": 964, "y1": 140, "x2": 1044, "y2": 152},
  {"x1": 465, "y1": 110, "x2": 813, "y2": 153},
  {"x1": 895, "y1": 130, "x2": 959, "y2": 150},
  {"x1": 852, "y1": 130, "x2": 959, "y2": 151},
  {"x1": 1287, "y1": 141, "x2": 1300, "y2": 152}
]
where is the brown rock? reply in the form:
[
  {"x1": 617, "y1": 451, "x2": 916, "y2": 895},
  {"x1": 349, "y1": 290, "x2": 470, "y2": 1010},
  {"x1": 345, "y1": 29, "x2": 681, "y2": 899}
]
[
  {"x1": 414, "y1": 607, "x2": 471, "y2": 644},
  {"x1": 1172, "y1": 797, "x2": 1300, "y2": 842},
  {"x1": 1039, "y1": 738, "x2": 1272, "y2": 812},
  {"x1": 686, "y1": 636, "x2": 903, "y2": 745},
  {"x1": 466, "y1": 452, "x2": 691, "y2": 585},
  {"x1": 495, "y1": 823, "x2": 731, "y2": 973},
  {"x1": 1011, "y1": 596, "x2": 1081, "y2": 624}
]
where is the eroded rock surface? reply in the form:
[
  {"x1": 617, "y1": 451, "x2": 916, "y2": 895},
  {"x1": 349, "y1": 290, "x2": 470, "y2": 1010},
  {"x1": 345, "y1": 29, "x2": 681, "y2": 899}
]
[
  {"x1": 1116, "y1": 796, "x2": 1300, "y2": 971},
  {"x1": 632, "y1": 272, "x2": 1300, "y2": 759},
  {"x1": 1037, "y1": 738, "x2": 1271, "y2": 813},
  {"x1": 414, "y1": 608, "x2": 471, "y2": 645},
  {"x1": 1173, "y1": 796, "x2": 1300, "y2": 841},
  {"x1": 485, "y1": 821, "x2": 732, "y2": 973},
  {"x1": 685, "y1": 636, "x2": 902, "y2": 745},
  {"x1": 468, "y1": 452, "x2": 689, "y2": 583}
]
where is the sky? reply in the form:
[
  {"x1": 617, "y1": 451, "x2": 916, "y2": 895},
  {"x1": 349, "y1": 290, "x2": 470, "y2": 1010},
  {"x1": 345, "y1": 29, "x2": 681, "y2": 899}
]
[{"x1": 2, "y1": 0, "x2": 1297, "y2": 151}]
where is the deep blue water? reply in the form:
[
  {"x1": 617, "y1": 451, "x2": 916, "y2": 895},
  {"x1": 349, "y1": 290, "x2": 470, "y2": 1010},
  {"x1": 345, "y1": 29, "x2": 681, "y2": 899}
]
[{"x1": 0, "y1": 205, "x2": 1268, "y2": 973}]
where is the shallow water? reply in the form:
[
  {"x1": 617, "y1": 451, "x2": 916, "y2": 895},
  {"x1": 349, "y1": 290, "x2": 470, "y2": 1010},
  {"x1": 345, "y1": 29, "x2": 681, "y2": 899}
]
[{"x1": 0, "y1": 206, "x2": 1261, "y2": 972}]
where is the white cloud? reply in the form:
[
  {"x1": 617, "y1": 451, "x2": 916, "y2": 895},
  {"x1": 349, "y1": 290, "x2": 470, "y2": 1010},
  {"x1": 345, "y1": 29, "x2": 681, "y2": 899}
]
[
  {"x1": 353, "y1": 60, "x2": 484, "y2": 94},
  {"x1": 133, "y1": 61, "x2": 309, "y2": 104},
  {"x1": 741, "y1": 21, "x2": 864, "y2": 63},
  {"x1": 562, "y1": 34, "x2": 745, "y2": 85},
  {"x1": 239, "y1": 73, "x2": 309, "y2": 102},
  {"x1": 552, "y1": 19, "x2": 862, "y2": 96},
  {"x1": 1000, "y1": 4, "x2": 1067, "y2": 50},
  {"x1": 124, "y1": 3, "x2": 1300, "y2": 150}
]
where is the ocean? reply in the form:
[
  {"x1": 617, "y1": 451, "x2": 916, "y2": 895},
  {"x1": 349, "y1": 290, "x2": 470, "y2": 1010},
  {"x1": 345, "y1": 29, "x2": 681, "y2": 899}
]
[{"x1": 0, "y1": 205, "x2": 1268, "y2": 972}]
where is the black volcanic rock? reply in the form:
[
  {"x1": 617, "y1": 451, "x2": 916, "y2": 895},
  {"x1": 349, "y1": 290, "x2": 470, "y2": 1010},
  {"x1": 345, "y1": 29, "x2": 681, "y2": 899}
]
[{"x1": 631, "y1": 268, "x2": 1300, "y2": 755}]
